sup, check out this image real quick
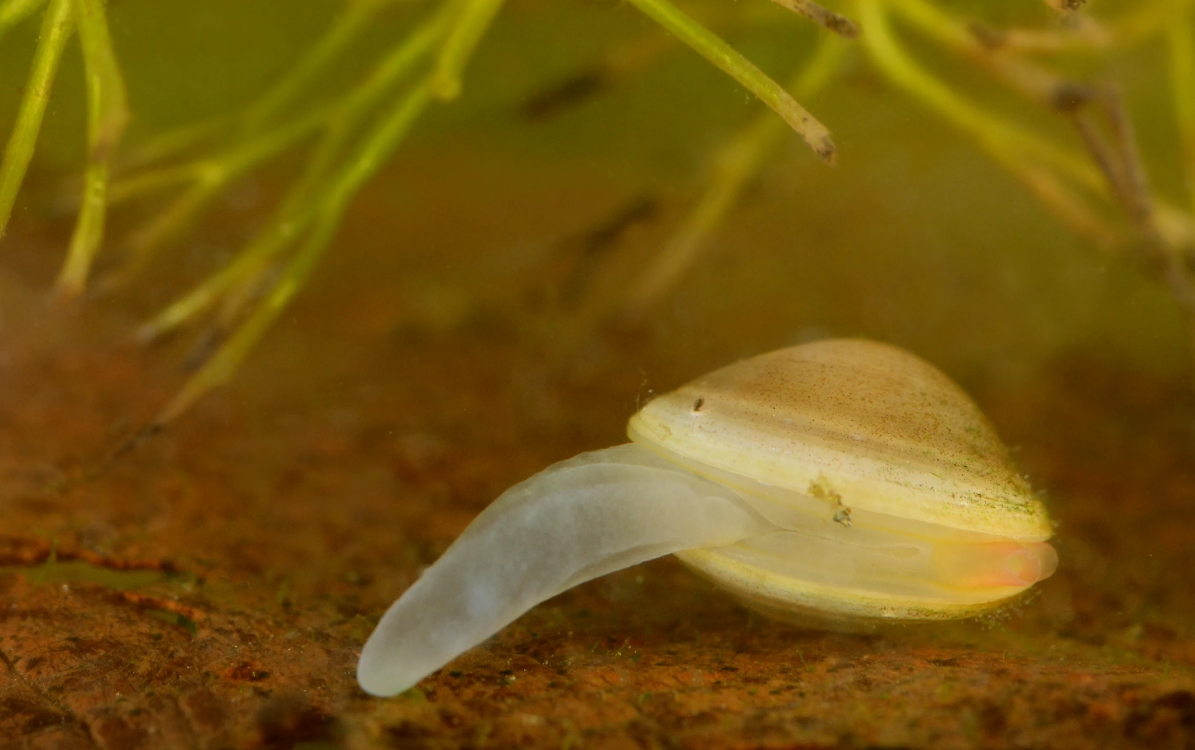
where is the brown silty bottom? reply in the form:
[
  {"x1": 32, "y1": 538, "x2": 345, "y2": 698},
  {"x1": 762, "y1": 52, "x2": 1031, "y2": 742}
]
[{"x1": 1, "y1": 245, "x2": 1194, "y2": 747}]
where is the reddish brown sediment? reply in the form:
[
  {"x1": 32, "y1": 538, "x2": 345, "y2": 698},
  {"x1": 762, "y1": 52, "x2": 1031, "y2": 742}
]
[{"x1": 1, "y1": 245, "x2": 1194, "y2": 748}]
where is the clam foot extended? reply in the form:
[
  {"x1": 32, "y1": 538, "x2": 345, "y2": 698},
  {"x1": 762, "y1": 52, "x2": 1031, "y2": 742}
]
[{"x1": 357, "y1": 339, "x2": 1057, "y2": 697}]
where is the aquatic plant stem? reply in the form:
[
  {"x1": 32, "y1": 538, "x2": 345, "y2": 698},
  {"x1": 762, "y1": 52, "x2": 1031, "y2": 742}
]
[
  {"x1": 274, "y1": 0, "x2": 455, "y2": 217},
  {"x1": 239, "y1": 0, "x2": 394, "y2": 135},
  {"x1": 1170, "y1": 8, "x2": 1195, "y2": 217},
  {"x1": 108, "y1": 163, "x2": 209, "y2": 205},
  {"x1": 204, "y1": 3, "x2": 456, "y2": 335},
  {"x1": 155, "y1": 84, "x2": 433, "y2": 425},
  {"x1": 0, "y1": 0, "x2": 46, "y2": 38},
  {"x1": 869, "y1": 0, "x2": 1195, "y2": 360},
  {"x1": 864, "y1": 0, "x2": 1102, "y2": 193},
  {"x1": 1040, "y1": 0, "x2": 1083, "y2": 12},
  {"x1": 138, "y1": 3, "x2": 454, "y2": 343},
  {"x1": 882, "y1": 0, "x2": 1195, "y2": 256},
  {"x1": 111, "y1": 0, "x2": 436, "y2": 284},
  {"x1": 0, "y1": 0, "x2": 72, "y2": 243},
  {"x1": 625, "y1": 0, "x2": 836, "y2": 164},
  {"x1": 856, "y1": 0, "x2": 1126, "y2": 251},
  {"x1": 430, "y1": 0, "x2": 507, "y2": 101},
  {"x1": 117, "y1": 0, "x2": 392, "y2": 176},
  {"x1": 1078, "y1": 87, "x2": 1195, "y2": 361},
  {"x1": 116, "y1": 117, "x2": 231, "y2": 174},
  {"x1": 624, "y1": 35, "x2": 850, "y2": 319},
  {"x1": 1111, "y1": 0, "x2": 1195, "y2": 47},
  {"x1": 98, "y1": 107, "x2": 330, "y2": 294},
  {"x1": 768, "y1": 0, "x2": 859, "y2": 38},
  {"x1": 56, "y1": 0, "x2": 128, "y2": 298},
  {"x1": 888, "y1": 0, "x2": 1071, "y2": 105}
]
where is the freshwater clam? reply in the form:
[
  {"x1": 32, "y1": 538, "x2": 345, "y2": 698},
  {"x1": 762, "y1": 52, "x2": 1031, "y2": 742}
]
[{"x1": 357, "y1": 339, "x2": 1057, "y2": 697}]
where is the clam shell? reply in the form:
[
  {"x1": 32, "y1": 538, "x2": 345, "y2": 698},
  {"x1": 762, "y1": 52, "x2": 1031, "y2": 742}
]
[
  {"x1": 671, "y1": 544, "x2": 1034, "y2": 628},
  {"x1": 628, "y1": 339, "x2": 1051, "y2": 541}
]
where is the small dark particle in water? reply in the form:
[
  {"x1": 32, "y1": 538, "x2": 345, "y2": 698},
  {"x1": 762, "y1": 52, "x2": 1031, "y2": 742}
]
[
  {"x1": 558, "y1": 196, "x2": 658, "y2": 305},
  {"x1": 691, "y1": 397, "x2": 704, "y2": 414},
  {"x1": 1051, "y1": 82, "x2": 1096, "y2": 113},
  {"x1": 581, "y1": 196, "x2": 658, "y2": 256},
  {"x1": 521, "y1": 69, "x2": 608, "y2": 120},
  {"x1": 968, "y1": 23, "x2": 1007, "y2": 50}
]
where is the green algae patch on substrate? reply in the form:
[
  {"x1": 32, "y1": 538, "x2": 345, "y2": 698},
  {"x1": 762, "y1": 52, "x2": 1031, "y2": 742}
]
[
  {"x1": 1, "y1": 556, "x2": 207, "y2": 633},
  {"x1": 2, "y1": 558, "x2": 175, "y2": 590},
  {"x1": 145, "y1": 608, "x2": 200, "y2": 637}
]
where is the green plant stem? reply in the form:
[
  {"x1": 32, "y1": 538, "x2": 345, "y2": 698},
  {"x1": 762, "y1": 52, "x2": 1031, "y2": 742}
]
[
  {"x1": 108, "y1": 163, "x2": 200, "y2": 205},
  {"x1": 116, "y1": 116, "x2": 230, "y2": 173},
  {"x1": 110, "y1": 105, "x2": 331, "y2": 209},
  {"x1": 858, "y1": 0, "x2": 1112, "y2": 212},
  {"x1": 859, "y1": 0, "x2": 1124, "y2": 249},
  {"x1": 100, "y1": 106, "x2": 330, "y2": 294},
  {"x1": 279, "y1": 0, "x2": 454, "y2": 216},
  {"x1": 430, "y1": 0, "x2": 507, "y2": 100},
  {"x1": 71, "y1": 0, "x2": 125, "y2": 160},
  {"x1": 136, "y1": 204, "x2": 299, "y2": 344},
  {"x1": 625, "y1": 0, "x2": 837, "y2": 164},
  {"x1": 239, "y1": 0, "x2": 393, "y2": 135},
  {"x1": 211, "y1": 3, "x2": 456, "y2": 329},
  {"x1": 139, "y1": 3, "x2": 454, "y2": 342},
  {"x1": 768, "y1": 0, "x2": 859, "y2": 38},
  {"x1": 889, "y1": 0, "x2": 1070, "y2": 105},
  {"x1": 155, "y1": 84, "x2": 433, "y2": 425},
  {"x1": 624, "y1": 34, "x2": 850, "y2": 318},
  {"x1": 882, "y1": 0, "x2": 1195, "y2": 256},
  {"x1": 0, "y1": 0, "x2": 73, "y2": 243},
  {"x1": 57, "y1": 0, "x2": 128, "y2": 298},
  {"x1": 0, "y1": 0, "x2": 46, "y2": 38},
  {"x1": 118, "y1": 1, "x2": 391, "y2": 174},
  {"x1": 1111, "y1": 0, "x2": 1194, "y2": 47},
  {"x1": 1170, "y1": 6, "x2": 1195, "y2": 216}
]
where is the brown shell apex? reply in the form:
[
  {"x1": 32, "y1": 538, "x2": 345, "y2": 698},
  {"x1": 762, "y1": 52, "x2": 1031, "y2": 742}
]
[{"x1": 627, "y1": 339, "x2": 1052, "y2": 540}]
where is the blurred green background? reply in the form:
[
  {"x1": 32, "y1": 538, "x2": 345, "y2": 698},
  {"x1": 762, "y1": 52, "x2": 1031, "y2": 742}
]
[{"x1": 0, "y1": 0, "x2": 1187, "y2": 393}]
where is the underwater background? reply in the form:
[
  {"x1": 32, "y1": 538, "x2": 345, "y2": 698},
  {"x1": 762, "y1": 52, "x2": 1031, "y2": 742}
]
[{"x1": 2, "y1": 0, "x2": 1195, "y2": 746}]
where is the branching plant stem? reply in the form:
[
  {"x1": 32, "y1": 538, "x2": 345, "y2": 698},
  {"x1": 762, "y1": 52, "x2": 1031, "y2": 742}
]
[
  {"x1": 625, "y1": 0, "x2": 837, "y2": 164},
  {"x1": 56, "y1": 0, "x2": 128, "y2": 297},
  {"x1": 5, "y1": 0, "x2": 1195, "y2": 422},
  {"x1": 155, "y1": 84, "x2": 433, "y2": 424},
  {"x1": 0, "y1": 0, "x2": 47, "y2": 38},
  {"x1": 430, "y1": 0, "x2": 507, "y2": 100},
  {"x1": 0, "y1": 0, "x2": 72, "y2": 242},
  {"x1": 97, "y1": 106, "x2": 332, "y2": 295},
  {"x1": 857, "y1": 0, "x2": 1123, "y2": 248},
  {"x1": 623, "y1": 34, "x2": 850, "y2": 319},
  {"x1": 239, "y1": 0, "x2": 396, "y2": 136},
  {"x1": 1170, "y1": 7, "x2": 1195, "y2": 217},
  {"x1": 768, "y1": 0, "x2": 859, "y2": 38},
  {"x1": 138, "y1": 2, "x2": 454, "y2": 344},
  {"x1": 858, "y1": 0, "x2": 1195, "y2": 368}
]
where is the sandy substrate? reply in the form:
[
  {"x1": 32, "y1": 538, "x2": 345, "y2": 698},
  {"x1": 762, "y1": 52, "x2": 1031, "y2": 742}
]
[{"x1": 1, "y1": 233, "x2": 1193, "y2": 749}]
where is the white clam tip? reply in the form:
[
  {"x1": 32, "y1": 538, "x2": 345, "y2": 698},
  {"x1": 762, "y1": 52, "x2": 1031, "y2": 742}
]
[{"x1": 357, "y1": 339, "x2": 1058, "y2": 697}]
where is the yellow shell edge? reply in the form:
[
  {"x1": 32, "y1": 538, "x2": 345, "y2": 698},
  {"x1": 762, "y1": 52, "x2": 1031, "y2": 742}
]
[{"x1": 675, "y1": 547, "x2": 1029, "y2": 624}]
